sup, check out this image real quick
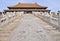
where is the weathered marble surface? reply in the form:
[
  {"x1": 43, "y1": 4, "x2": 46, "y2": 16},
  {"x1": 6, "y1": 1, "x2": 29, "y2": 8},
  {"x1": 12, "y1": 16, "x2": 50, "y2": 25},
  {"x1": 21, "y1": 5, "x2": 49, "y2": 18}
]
[{"x1": 7, "y1": 14, "x2": 55, "y2": 41}]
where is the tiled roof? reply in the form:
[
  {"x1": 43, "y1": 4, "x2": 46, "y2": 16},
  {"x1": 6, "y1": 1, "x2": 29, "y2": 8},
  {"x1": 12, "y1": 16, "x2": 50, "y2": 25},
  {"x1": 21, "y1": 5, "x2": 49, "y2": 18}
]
[{"x1": 8, "y1": 3, "x2": 48, "y2": 9}]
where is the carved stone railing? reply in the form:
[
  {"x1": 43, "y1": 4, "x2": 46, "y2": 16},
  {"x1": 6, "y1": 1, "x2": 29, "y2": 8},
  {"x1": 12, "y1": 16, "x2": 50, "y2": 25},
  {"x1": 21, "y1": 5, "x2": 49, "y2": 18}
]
[
  {"x1": 33, "y1": 12, "x2": 60, "y2": 30},
  {"x1": 0, "y1": 12, "x2": 24, "y2": 27}
]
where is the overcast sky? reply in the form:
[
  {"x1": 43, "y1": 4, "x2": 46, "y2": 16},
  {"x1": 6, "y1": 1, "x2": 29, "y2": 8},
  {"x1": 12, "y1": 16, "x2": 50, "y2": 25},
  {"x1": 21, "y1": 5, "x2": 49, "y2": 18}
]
[{"x1": 0, "y1": 0, "x2": 60, "y2": 12}]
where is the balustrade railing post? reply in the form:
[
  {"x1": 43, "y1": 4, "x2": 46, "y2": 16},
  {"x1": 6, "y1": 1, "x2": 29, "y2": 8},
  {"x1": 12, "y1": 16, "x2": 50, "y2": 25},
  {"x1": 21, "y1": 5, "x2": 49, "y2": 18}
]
[
  {"x1": 58, "y1": 12, "x2": 60, "y2": 27},
  {"x1": 50, "y1": 12, "x2": 53, "y2": 24}
]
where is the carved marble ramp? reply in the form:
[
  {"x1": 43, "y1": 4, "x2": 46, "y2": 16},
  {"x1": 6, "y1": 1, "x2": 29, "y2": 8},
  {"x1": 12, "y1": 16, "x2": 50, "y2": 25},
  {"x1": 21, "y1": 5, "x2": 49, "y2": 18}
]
[{"x1": 7, "y1": 14, "x2": 55, "y2": 41}]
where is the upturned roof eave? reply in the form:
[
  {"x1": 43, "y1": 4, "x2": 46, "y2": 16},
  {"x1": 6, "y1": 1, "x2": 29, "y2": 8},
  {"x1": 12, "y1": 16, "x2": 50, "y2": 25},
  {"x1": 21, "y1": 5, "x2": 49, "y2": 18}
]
[{"x1": 7, "y1": 6, "x2": 48, "y2": 9}]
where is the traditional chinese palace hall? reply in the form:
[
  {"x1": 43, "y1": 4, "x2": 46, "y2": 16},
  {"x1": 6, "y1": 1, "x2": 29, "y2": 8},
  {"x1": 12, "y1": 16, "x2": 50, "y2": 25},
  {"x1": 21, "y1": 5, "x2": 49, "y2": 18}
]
[{"x1": 4, "y1": 3, "x2": 50, "y2": 14}]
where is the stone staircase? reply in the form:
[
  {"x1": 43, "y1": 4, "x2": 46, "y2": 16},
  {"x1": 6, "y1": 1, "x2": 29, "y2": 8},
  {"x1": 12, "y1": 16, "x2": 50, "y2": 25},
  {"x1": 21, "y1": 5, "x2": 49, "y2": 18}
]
[
  {"x1": 0, "y1": 15, "x2": 23, "y2": 41},
  {"x1": 35, "y1": 14, "x2": 60, "y2": 41}
]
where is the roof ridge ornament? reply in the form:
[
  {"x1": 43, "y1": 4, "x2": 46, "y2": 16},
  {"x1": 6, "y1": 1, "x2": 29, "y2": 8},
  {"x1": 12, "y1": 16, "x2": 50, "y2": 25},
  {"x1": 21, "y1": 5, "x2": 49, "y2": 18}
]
[
  {"x1": 35, "y1": 2, "x2": 37, "y2": 4},
  {"x1": 18, "y1": 2, "x2": 21, "y2": 4}
]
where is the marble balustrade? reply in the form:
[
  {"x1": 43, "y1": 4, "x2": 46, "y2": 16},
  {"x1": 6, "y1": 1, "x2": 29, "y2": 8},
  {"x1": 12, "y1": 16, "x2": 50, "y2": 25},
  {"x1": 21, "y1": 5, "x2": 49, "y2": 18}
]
[{"x1": 0, "y1": 12, "x2": 24, "y2": 27}]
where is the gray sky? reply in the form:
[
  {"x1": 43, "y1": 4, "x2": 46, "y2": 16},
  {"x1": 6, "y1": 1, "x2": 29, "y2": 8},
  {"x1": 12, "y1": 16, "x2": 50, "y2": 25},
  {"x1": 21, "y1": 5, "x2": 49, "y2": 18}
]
[{"x1": 0, "y1": 0, "x2": 60, "y2": 12}]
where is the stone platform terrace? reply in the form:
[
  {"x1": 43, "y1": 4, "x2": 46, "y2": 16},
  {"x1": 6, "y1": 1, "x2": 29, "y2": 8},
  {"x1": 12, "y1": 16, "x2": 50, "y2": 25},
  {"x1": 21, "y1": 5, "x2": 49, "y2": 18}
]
[{"x1": 0, "y1": 14, "x2": 60, "y2": 41}]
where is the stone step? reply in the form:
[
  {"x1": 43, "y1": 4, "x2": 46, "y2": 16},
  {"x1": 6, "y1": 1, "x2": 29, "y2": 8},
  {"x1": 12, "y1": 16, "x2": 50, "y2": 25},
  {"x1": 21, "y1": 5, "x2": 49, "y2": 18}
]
[
  {"x1": 0, "y1": 37, "x2": 8, "y2": 41},
  {"x1": 0, "y1": 33, "x2": 10, "y2": 37},
  {"x1": 0, "y1": 28, "x2": 14, "y2": 41},
  {"x1": 0, "y1": 15, "x2": 22, "y2": 41}
]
